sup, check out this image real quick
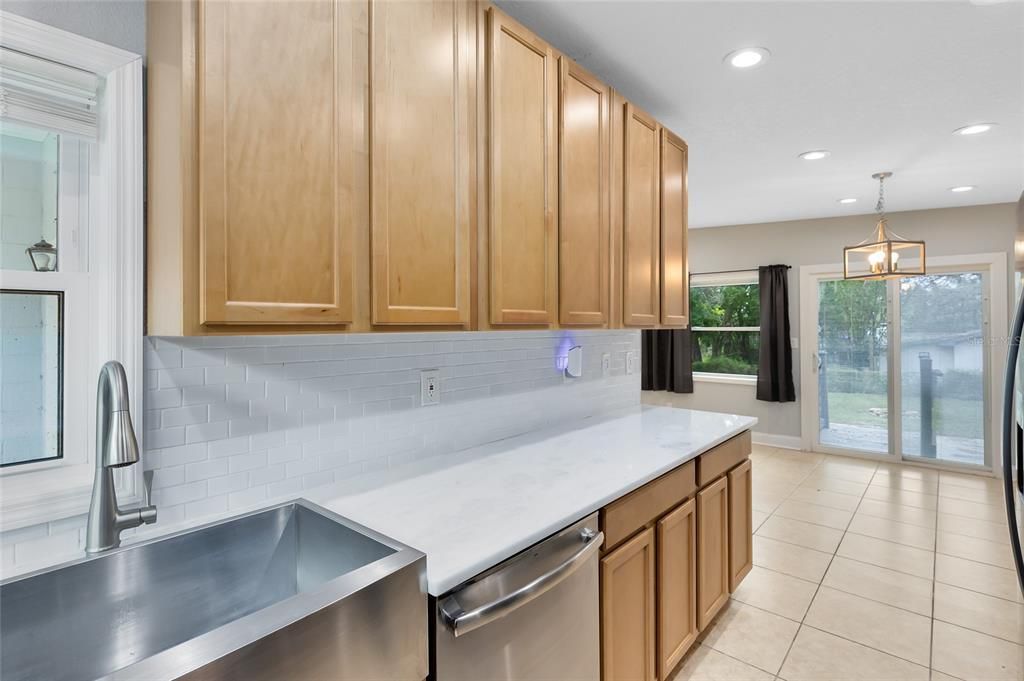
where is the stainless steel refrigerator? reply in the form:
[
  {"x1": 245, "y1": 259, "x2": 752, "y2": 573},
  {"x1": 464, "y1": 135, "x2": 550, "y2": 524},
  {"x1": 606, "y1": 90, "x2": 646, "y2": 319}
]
[{"x1": 1003, "y1": 192, "x2": 1024, "y2": 603}]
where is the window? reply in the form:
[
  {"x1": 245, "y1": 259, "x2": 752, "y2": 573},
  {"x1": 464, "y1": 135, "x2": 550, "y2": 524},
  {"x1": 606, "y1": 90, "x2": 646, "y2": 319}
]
[
  {"x1": 0, "y1": 12, "x2": 143, "y2": 528},
  {"x1": 690, "y1": 273, "x2": 760, "y2": 378}
]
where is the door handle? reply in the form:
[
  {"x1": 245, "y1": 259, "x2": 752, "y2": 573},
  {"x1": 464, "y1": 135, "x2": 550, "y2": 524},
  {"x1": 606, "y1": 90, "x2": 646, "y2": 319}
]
[
  {"x1": 438, "y1": 528, "x2": 603, "y2": 637},
  {"x1": 1002, "y1": 291, "x2": 1024, "y2": 596}
]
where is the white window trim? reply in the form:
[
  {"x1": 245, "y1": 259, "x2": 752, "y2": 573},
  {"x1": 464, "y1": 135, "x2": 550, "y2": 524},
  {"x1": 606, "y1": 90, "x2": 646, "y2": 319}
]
[
  {"x1": 690, "y1": 271, "x2": 761, "y2": 382},
  {"x1": 0, "y1": 12, "x2": 143, "y2": 531},
  {"x1": 693, "y1": 372, "x2": 758, "y2": 386}
]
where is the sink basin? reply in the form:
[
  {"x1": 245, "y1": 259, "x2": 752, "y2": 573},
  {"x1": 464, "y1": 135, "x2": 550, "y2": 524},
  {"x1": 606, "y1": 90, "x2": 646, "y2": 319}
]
[{"x1": 0, "y1": 500, "x2": 426, "y2": 681}]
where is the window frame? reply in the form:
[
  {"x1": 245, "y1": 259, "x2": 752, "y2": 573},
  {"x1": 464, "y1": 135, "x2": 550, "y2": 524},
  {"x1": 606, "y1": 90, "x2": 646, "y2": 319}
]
[
  {"x1": 0, "y1": 11, "x2": 144, "y2": 531},
  {"x1": 689, "y1": 271, "x2": 761, "y2": 385}
]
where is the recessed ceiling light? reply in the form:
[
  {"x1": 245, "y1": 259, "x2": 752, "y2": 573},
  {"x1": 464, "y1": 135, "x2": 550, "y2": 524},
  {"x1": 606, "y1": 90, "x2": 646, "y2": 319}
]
[
  {"x1": 953, "y1": 123, "x2": 996, "y2": 136},
  {"x1": 838, "y1": 198, "x2": 858, "y2": 204},
  {"x1": 724, "y1": 47, "x2": 770, "y2": 69},
  {"x1": 798, "y1": 150, "x2": 831, "y2": 161},
  {"x1": 950, "y1": 185, "x2": 975, "y2": 193}
]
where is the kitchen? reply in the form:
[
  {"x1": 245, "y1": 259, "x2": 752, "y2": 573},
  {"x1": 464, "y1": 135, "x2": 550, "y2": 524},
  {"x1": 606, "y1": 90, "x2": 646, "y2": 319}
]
[{"x1": 0, "y1": 1, "x2": 1021, "y2": 680}]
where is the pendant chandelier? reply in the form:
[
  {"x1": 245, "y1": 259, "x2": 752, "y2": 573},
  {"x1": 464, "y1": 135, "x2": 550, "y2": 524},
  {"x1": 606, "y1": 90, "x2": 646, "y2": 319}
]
[{"x1": 843, "y1": 172, "x2": 926, "y2": 280}]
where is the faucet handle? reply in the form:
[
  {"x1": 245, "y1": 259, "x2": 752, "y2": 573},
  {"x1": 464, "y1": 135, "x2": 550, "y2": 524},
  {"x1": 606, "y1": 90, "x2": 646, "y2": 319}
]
[{"x1": 143, "y1": 469, "x2": 154, "y2": 506}]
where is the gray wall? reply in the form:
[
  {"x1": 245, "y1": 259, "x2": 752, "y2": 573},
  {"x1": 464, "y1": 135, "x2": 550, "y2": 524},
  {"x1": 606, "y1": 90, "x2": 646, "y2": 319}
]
[
  {"x1": 645, "y1": 202, "x2": 1018, "y2": 441},
  {"x1": 4, "y1": 0, "x2": 145, "y2": 55}
]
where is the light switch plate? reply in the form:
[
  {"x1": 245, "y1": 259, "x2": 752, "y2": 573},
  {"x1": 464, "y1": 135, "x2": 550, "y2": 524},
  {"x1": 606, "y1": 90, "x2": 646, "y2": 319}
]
[
  {"x1": 626, "y1": 351, "x2": 638, "y2": 375},
  {"x1": 601, "y1": 353, "x2": 611, "y2": 377},
  {"x1": 420, "y1": 369, "x2": 440, "y2": 406}
]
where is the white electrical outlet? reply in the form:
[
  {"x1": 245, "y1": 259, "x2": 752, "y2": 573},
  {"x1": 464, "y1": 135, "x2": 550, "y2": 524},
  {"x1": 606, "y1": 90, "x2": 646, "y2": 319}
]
[
  {"x1": 420, "y1": 369, "x2": 440, "y2": 406},
  {"x1": 601, "y1": 353, "x2": 611, "y2": 377},
  {"x1": 626, "y1": 351, "x2": 638, "y2": 375}
]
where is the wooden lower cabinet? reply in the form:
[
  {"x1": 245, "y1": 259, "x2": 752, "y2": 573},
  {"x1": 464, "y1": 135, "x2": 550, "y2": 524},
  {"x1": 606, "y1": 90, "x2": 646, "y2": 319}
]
[
  {"x1": 728, "y1": 459, "x2": 754, "y2": 591},
  {"x1": 601, "y1": 528, "x2": 657, "y2": 681},
  {"x1": 696, "y1": 476, "x2": 730, "y2": 631},
  {"x1": 656, "y1": 499, "x2": 698, "y2": 680}
]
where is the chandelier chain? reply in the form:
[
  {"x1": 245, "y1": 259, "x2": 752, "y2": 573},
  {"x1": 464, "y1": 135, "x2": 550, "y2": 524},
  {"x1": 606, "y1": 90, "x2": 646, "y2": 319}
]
[{"x1": 876, "y1": 174, "x2": 886, "y2": 219}]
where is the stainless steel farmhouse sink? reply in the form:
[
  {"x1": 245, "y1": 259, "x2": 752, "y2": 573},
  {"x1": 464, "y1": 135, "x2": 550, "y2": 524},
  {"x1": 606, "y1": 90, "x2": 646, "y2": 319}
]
[{"x1": 0, "y1": 500, "x2": 427, "y2": 681}]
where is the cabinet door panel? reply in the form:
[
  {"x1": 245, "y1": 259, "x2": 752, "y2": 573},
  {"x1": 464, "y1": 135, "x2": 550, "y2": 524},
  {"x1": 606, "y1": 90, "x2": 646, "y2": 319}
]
[
  {"x1": 728, "y1": 459, "x2": 754, "y2": 591},
  {"x1": 199, "y1": 0, "x2": 354, "y2": 325},
  {"x1": 622, "y1": 103, "x2": 660, "y2": 327},
  {"x1": 559, "y1": 59, "x2": 609, "y2": 326},
  {"x1": 697, "y1": 476, "x2": 730, "y2": 631},
  {"x1": 370, "y1": 0, "x2": 473, "y2": 325},
  {"x1": 660, "y1": 130, "x2": 688, "y2": 327},
  {"x1": 658, "y1": 499, "x2": 698, "y2": 680},
  {"x1": 601, "y1": 527, "x2": 656, "y2": 681},
  {"x1": 487, "y1": 8, "x2": 557, "y2": 325}
]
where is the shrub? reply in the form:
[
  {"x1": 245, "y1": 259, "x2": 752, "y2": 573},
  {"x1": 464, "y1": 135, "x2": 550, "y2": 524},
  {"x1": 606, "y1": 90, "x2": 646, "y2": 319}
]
[{"x1": 694, "y1": 356, "x2": 757, "y2": 376}]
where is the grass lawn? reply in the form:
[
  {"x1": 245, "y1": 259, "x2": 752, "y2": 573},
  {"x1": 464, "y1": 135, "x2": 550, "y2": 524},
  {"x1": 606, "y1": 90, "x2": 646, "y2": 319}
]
[{"x1": 826, "y1": 392, "x2": 983, "y2": 439}]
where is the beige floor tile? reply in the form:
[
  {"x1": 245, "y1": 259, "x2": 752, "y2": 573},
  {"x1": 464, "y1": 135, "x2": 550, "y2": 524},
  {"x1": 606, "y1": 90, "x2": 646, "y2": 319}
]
[
  {"x1": 932, "y1": 620, "x2": 1024, "y2": 681},
  {"x1": 940, "y1": 471, "x2": 1003, "y2": 493},
  {"x1": 821, "y1": 555, "x2": 932, "y2": 616},
  {"x1": 755, "y1": 515, "x2": 844, "y2": 554},
  {"x1": 862, "y1": 485, "x2": 938, "y2": 510},
  {"x1": 836, "y1": 532, "x2": 934, "y2": 578},
  {"x1": 874, "y1": 462, "x2": 940, "y2": 482},
  {"x1": 867, "y1": 475, "x2": 937, "y2": 494},
  {"x1": 670, "y1": 644, "x2": 774, "y2": 681},
  {"x1": 933, "y1": 581, "x2": 1024, "y2": 644},
  {"x1": 930, "y1": 671, "x2": 967, "y2": 681},
  {"x1": 938, "y1": 512, "x2": 1011, "y2": 545},
  {"x1": 797, "y1": 475, "x2": 869, "y2": 497},
  {"x1": 937, "y1": 496, "x2": 1008, "y2": 524},
  {"x1": 699, "y1": 600, "x2": 799, "y2": 675},
  {"x1": 855, "y1": 498, "x2": 937, "y2": 528},
  {"x1": 935, "y1": 554, "x2": 1024, "y2": 603},
  {"x1": 846, "y1": 513, "x2": 936, "y2": 550},
  {"x1": 778, "y1": 625, "x2": 929, "y2": 681},
  {"x1": 773, "y1": 450, "x2": 825, "y2": 465},
  {"x1": 803, "y1": 586, "x2": 931, "y2": 666},
  {"x1": 938, "y1": 531, "x2": 1015, "y2": 570},
  {"x1": 752, "y1": 509, "x2": 770, "y2": 532},
  {"x1": 753, "y1": 536, "x2": 833, "y2": 583},
  {"x1": 787, "y1": 487, "x2": 862, "y2": 512},
  {"x1": 753, "y1": 493, "x2": 789, "y2": 514},
  {"x1": 938, "y1": 480, "x2": 1005, "y2": 506},
  {"x1": 730, "y1": 566, "x2": 818, "y2": 621},
  {"x1": 772, "y1": 499, "x2": 853, "y2": 530},
  {"x1": 815, "y1": 459, "x2": 878, "y2": 483}
]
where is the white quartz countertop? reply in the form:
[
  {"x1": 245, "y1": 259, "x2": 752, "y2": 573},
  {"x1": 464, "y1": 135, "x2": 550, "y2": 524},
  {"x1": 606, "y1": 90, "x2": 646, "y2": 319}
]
[{"x1": 307, "y1": 406, "x2": 756, "y2": 596}]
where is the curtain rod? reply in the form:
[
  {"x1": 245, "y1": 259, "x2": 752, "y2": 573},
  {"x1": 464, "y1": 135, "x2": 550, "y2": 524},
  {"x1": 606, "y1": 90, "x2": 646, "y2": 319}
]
[{"x1": 691, "y1": 266, "x2": 791, "y2": 276}]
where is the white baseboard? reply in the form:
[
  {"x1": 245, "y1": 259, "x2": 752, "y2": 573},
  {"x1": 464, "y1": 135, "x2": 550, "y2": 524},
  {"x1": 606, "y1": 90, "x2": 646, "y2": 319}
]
[{"x1": 752, "y1": 432, "x2": 802, "y2": 450}]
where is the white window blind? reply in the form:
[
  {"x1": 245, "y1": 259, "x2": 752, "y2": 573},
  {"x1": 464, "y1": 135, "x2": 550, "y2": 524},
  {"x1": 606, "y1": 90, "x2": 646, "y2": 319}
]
[{"x1": 0, "y1": 47, "x2": 100, "y2": 138}]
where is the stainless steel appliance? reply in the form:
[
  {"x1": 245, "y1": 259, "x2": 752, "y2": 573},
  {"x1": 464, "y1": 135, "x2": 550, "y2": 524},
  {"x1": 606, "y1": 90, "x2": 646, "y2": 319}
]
[
  {"x1": 0, "y1": 500, "x2": 427, "y2": 681},
  {"x1": 1003, "y1": 191, "x2": 1024, "y2": 600},
  {"x1": 434, "y1": 513, "x2": 602, "y2": 681}
]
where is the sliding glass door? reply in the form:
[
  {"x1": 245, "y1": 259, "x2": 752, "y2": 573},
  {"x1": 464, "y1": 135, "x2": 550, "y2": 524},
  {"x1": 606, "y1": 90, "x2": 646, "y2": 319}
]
[
  {"x1": 805, "y1": 263, "x2": 993, "y2": 469},
  {"x1": 817, "y1": 279, "x2": 890, "y2": 454},
  {"x1": 898, "y1": 272, "x2": 986, "y2": 466}
]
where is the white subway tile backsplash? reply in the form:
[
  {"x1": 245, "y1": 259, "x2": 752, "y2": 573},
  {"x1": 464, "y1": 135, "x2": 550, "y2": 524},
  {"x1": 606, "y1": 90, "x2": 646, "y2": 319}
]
[{"x1": 2, "y1": 330, "x2": 639, "y2": 576}]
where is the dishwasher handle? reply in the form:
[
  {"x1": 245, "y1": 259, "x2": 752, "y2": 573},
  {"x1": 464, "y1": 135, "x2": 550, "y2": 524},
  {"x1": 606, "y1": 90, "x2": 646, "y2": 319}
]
[{"x1": 439, "y1": 527, "x2": 603, "y2": 637}]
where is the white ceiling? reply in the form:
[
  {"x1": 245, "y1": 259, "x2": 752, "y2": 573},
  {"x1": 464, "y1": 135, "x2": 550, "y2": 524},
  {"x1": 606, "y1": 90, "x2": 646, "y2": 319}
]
[{"x1": 497, "y1": 0, "x2": 1024, "y2": 228}]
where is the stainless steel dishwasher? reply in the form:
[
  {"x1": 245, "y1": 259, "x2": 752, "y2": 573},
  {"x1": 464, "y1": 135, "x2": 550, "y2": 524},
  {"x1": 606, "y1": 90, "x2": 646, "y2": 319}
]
[{"x1": 433, "y1": 513, "x2": 602, "y2": 681}]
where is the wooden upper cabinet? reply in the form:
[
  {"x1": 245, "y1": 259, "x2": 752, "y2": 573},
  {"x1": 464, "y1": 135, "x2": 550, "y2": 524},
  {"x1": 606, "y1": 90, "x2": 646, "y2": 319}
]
[
  {"x1": 657, "y1": 498, "x2": 698, "y2": 680},
  {"x1": 558, "y1": 58, "x2": 609, "y2": 327},
  {"x1": 486, "y1": 8, "x2": 557, "y2": 325},
  {"x1": 370, "y1": 0, "x2": 474, "y2": 325},
  {"x1": 198, "y1": 0, "x2": 355, "y2": 325},
  {"x1": 660, "y1": 130, "x2": 689, "y2": 327},
  {"x1": 601, "y1": 527, "x2": 657, "y2": 681},
  {"x1": 622, "y1": 103, "x2": 660, "y2": 327}
]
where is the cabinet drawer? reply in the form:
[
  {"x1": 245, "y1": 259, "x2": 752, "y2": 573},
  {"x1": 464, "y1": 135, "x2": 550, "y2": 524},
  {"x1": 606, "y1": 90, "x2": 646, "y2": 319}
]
[
  {"x1": 697, "y1": 431, "x2": 751, "y2": 487},
  {"x1": 601, "y1": 461, "x2": 696, "y2": 551}
]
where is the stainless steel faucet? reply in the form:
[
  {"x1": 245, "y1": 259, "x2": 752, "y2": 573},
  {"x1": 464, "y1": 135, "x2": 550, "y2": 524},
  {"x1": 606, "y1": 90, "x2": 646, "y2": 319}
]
[{"x1": 86, "y1": 361, "x2": 157, "y2": 554}]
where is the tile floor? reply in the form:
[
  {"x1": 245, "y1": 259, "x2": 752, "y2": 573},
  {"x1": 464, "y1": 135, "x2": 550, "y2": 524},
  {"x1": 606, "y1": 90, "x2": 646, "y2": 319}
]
[{"x1": 671, "y1": 444, "x2": 1024, "y2": 681}]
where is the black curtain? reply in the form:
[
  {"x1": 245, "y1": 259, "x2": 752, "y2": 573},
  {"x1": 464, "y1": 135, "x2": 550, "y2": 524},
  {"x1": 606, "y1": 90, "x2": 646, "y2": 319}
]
[
  {"x1": 756, "y1": 264, "x2": 796, "y2": 402},
  {"x1": 642, "y1": 329, "x2": 694, "y2": 393}
]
